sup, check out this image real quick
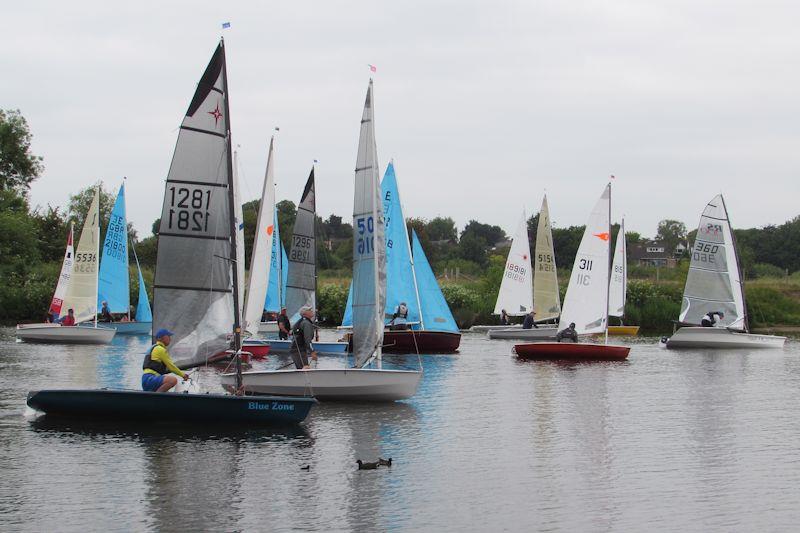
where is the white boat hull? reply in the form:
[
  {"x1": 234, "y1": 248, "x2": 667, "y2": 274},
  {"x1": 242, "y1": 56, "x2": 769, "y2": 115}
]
[
  {"x1": 252, "y1": 339, "x2": 349, "y2": 355},
  {"x1": 257, "y1": 321, "x2": 279, "y2": 334},
  {"x1": 665, "y1": 327, "x2": 786, "y2": 349},
  {"x1": 110, "y1": 321, "x2": 152, "y2": 335},
  {"x1": 488, "y1": 326, "x2": 557, "y2": 341},
  {"x1": 469, "y1": 324, "x2": 522, "y2": 333},
  {"x1": 15, "y1": 324, "x2": 116, "y2": 344},
  {"x1": 221, "y1": 368, "x2": 422, "y2": 401}
]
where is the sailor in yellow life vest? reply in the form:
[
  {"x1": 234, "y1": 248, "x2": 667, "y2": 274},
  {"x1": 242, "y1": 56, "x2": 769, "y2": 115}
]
[{"x1": 141, "y1": 329, "x2": 189, "y2": 392}]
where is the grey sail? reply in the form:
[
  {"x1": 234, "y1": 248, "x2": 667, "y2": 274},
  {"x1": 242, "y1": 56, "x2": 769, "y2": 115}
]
[
  {"x1": 352, "y1": 80, "x2": 386, "y2": 368},
  {"x1": 679, "y1": 194, "x2": 746, "y2": 330},
  {"x1": 153, "y1": 43, "x2": 235, "y2": 368},
  {"x1": 284, "y1": 169, "x2": 316, "y2": 323}
]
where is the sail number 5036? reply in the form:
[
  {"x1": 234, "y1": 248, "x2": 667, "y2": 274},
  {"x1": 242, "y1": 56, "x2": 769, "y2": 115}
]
[
  {"x1": 356, "y1": 216, "x2": 375, "y2": 255},
  {"x1": 167, "y1": 187, "x2": 212, "y2": 232}
]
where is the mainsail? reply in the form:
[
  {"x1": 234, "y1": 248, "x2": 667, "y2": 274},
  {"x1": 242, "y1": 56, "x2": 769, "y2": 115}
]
[
  {"x1": 608, "y1": 218, "x2": 626, "y2": 318},
  {"x1": 412, "y1": 230, "x2": 458, "y2": 332},
  {"x1": 494, "y1": 211, "x2": 533, "y2": 316},
  {"x1": 98, "y1": 183, "x2": 130, "y2": 313},
  {"x1": 49, "y1": 225, "x2": 74, "y2": 317},
  {"x1": 351, "y1": 80, "x2": 386, "y2": 368},
  {"x1": 242, "y1": 137, "x2": 276, "y2": 333},
  {"x1": 533, "y1": 195, "x2": 561, "y2": 321},
  {"x1": 284, "y1": 169, "x2": 316, "y2": 323},
  {"x1": 679, "y1": 194, "x2": 746, "y2": 330},
  {"x1": 62, "y1": 187, "x2": 101, "y2": 324},
  {"x1": 264, "y1": 211, "x2": 288, "y2": 313},
  {"x1": 558, "y1": 184, "x2": 611, "y2": 335},
  {"x1": 381, "y1": 162, "x2": 422, "y2": 326},
  {"x1": 153, "y1": 42, "x2": 236, "y2": 367}
]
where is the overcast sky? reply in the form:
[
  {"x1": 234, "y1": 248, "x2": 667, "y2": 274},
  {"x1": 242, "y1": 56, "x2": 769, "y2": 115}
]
[{"x1": 5, "y1": 1, "x2": 799, "y2": 239}]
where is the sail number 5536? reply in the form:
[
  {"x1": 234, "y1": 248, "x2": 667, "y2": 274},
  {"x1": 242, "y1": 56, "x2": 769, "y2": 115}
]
[
  {"x1": 356, "y1": 216, "x2": 375, "y2": 255},
  {"x1": 167, "y1": 187, "x2": 212, "y2": 232}
]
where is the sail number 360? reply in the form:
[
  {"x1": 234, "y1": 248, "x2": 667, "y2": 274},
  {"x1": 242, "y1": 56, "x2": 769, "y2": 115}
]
[
  {"x1": 167, "y1": 187, "x2": 212, "y2": 232},
  {"x1": 356, "y1": 216, "x2": 375, "y2": 255}
]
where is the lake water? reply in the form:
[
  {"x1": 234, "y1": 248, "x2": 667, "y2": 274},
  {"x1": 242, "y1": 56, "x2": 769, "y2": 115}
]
[{"x1": 1, "y1": 328, "x2": 799, "y2": 532}]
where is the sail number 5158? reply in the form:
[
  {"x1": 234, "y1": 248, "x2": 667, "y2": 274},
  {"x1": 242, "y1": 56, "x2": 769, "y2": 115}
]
[{"x1": 356, "y1": 216, "x2": 375, "y2": 255}]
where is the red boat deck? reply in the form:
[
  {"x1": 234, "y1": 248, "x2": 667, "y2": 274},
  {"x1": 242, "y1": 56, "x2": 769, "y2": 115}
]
[{"x1": 513, "y1": 342, "x2": 629, "y2": 361}]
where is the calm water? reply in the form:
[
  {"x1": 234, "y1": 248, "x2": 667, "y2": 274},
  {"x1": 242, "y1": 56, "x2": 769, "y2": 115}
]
[{"x1": 1, "y1": 327, "x2": 799, "y2": 532}]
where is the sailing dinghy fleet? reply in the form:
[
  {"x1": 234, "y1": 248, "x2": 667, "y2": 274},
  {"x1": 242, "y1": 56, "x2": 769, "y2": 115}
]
[{"x1": 24, "y1": 39, "x2": 790, "y2": 427}]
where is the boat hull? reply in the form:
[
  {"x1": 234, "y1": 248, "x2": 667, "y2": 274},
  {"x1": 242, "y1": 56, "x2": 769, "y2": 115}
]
[
  {"x1": 469, "y1": 324, "x2": 522, "y2": 333},
  {"x1": 221, "y1": 368, "x2": 422, "y2": 401},
  {"x1": 664, "y1": 327, "x2": 786, "y2": 349},
  {"x1": 26, "y1": 389, "x2": 314, "y2": 424},
  {"x1": 249, "y1": 339, "x2": 349, "y2": 355},
  {"x1": 111, "y1": 321, "x2": 152, "y2": 335},
  {"x1": 607, "y1": 325, "x2": 640, "y2": 336},
  {"x1": 257, "y1": 321, "x2": 279, "y2": 334},
  {"x1": 488, "y1": 327, "x2": 557, "y2": 341},
  {"x1": 379, "y1": 330, "x2": 461, "y2": 353},
  {"x1": 514, "y1": 342, "x2": 630, "y2": 361},
  {"x1": 15, "y1": 324, "x2": 116, "y2": 344}
]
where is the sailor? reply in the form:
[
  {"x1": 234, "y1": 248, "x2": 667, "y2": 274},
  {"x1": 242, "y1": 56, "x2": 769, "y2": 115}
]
[
  {"x1": 99, "y1": 301, "x2": 114, "y2": 322},
  {"x1": 277, "y1": 307, "x2": 291, "y2": 340},
  {"x1": 389, "y1": 302, "x2": 409, "y2": 331},
  {"x1": 59, "y1": 308, "x2": 76, "y2": 326},
  {"x1": 701, "y1": 311, "x2": 725, "y2": 327},
  {"x1": 500, "y1": 309, "x2": 509, "y2": 326},
  {"x1": 141, "y1": 329, "x2": 189, "y2": 392},
  {"x1": 556, "y1": 322, "x2": 578, "y2": 343},
  {"x1": 290, "y1": 306, "x2": 318, "y2": 370},
  {"x1": 522, "y1": 310, "x2": 538, "y2": 329}
]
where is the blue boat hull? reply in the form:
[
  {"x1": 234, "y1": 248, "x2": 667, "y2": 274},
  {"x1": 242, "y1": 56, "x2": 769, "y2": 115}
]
[
  {"x1": 111, "y1": 321, "x2": 152, "y2": 335},
  {"x1": 27, "y1": 389, "x2": 315, "y2": 425}
]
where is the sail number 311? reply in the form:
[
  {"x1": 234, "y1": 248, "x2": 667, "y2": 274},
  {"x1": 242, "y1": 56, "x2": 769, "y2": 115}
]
[
  {"x1": 576, "y1": 258, "x2": 593, "y2": 286},
  {"x1": 356, "y1": 216, "x2": 375, "y2": 255}
]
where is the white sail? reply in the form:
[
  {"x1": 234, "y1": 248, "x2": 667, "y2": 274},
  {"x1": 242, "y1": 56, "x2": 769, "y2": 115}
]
[
  {"x1": 285, "y1": 169, "x2": 317, "y2": 323},
  {"x1": 494, "y1": 211, "x2": 533, "y2": 316},
  {"x1": 533, "y1": 195, "x2": 561, "y2": 321},
  {"x1": 242, "y1": 137, "x2": 276, "y2": 334},
  {"x1": 153, "y1": 43, "x2": 236, "y2": 367},
  {"x1": 233, "y1": 150, "x2": 246, "y2": 321},
  {"x1": 608, "y1": 218, "x2": 626, "y2": 318},
  {"x1": 679, "y1": 194, "x2": 746, "y2": 330},
  {"x1": 352, "y1": 80, "x2": 386, "y2": 368},
  {"x1": 49, "y1": 224, "x2": 74, "y2": 317},
  {"x1": 559, "y1": 184, "x2": 611, "y2": 335},
  {"x1": 62, "y1": 187, "x2": 101, "y2": 324}
]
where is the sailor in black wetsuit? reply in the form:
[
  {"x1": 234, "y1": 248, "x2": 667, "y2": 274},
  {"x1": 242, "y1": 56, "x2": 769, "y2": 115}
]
[{"x1": 701, "y1": 311, "x2": 724, "y2": 327}]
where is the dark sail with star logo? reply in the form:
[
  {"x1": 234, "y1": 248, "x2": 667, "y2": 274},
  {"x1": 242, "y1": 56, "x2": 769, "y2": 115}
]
[{"x1": 153, "y1": 42, "x2": 236, "y2": 367}]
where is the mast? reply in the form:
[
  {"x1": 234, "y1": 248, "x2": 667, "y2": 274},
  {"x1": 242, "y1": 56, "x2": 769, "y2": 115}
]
[
  {"x1": 604, "y1": 182, "x2": 611, "y2": 345},
  {"x1": 94, "y1": 185, "x2": 100, "y2": 328},
  {"x1": 372, "y1": 136, "x2": 383, "y2": 364},
  {"x1": 220, "y1": 38, "x2": 243, "y2": 390},
  {"x1": 123, "y1": 177, "x2": 130, "y2": 320},
  {"x1": 621, "y1": 217, "x2": 626, "y2": 322},
  {"x1": 721, "y1": 194, "x2": 749, "y2": 332}
]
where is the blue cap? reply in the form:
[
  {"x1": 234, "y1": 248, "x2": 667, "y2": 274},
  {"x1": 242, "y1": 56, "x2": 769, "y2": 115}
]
[{"x1": 155, "y1": 328, "x2": 174, "y2": 339}]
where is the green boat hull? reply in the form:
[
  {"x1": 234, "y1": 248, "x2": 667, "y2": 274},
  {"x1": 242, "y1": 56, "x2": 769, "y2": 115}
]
[{"x1": 27, "y1": 389, "x2": 315, "y2": 425}]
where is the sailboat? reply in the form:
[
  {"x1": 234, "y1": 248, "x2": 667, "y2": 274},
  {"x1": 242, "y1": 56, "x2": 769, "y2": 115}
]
[
  {"x1": 246, "y1": 168, "x2": 348, "y2": 355},
  {"x1": 488, "y1": 195, "x2": 561, "y2": 341},
  {"x1": 220, "y1": 80, "x2": 422, "y2": 401},
  {"x1": 16, "y1": 188, "x2": 117, "y2": 344},
  {"x1": 514, "y1": 184, "x2": 630, "y2": 361},
  {"x1": 97, "y1": 181, "x2": 153, "y2": 335},
  {"x1": 607, "y1": 218, "x2": 639, "y2": 336},
  {"x1": 257, "y1": 211, "x2": 288, "y2": 334},
  {"x1": 340, "y1": 162, "x2": 461, "y2": 353},
  {"x1": 27, "y1": 40, "x2": 314, "y2": 424},
  {"x1": 663, "y1": 194, "x2": 785, "y2": 349}
]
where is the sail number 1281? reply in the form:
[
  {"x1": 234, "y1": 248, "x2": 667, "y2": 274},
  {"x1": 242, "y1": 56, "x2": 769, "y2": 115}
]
[{"x1": 167, "y1": 187, "x2": 212, "y2": 232}]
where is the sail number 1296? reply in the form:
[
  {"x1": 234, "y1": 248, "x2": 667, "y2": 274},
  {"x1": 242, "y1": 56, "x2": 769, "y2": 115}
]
[{"x1": 167, "y1": 187, "x2": 212, "y2": 232}]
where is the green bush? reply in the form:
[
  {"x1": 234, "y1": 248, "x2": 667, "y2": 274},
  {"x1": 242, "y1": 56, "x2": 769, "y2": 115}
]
[
  {"x1": 749, "y1": 263, "x2": 786, "y2": 279},
  {"x1": 745, "y1": 286, "x2": 800, "y2": 326},
  {"x1": 0, "y1": 262, "x2": 60, "y2": 323},
  {"x1": 317, "y1": 282, "x2": 349, "y2": 326}
]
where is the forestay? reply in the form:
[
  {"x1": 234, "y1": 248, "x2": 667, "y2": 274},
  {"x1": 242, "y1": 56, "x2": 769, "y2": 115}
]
[
  {"x1": 533, "y1": 195, "x2": 561, "y2": 321},
  {"x1": 608, "y1": 218, "x2": 626, "y2": 317},
  {"x1": 351, "y1": 81, "x2": 386, "y2": 368},
  {"x1": 679, "y1": 194, "x2": 746, "y2": 330},
  {"x1": 153, "y1": 43, "x2": 235, "y2": 367},
  {"x1": 412, "y1": 231, "x2": 458, "y2": 333},
  {"x1": 559, "y1": 184, "x2": 610, "y2": 335},
  {"x1": 242, "y1": 137, "x2": 276, "y2": 333},
  {"x1": 49, "y1": 225, "x2": 74, "y2": 317},
  {"x1": 284, "y1": 169, "x2": 316, "y2": 323},
  {"x1": 98, "y1": 183, "x2": 130, "y2": 313},
  {"x1": 494, "y1": 211, "x2": 533, "y2": 316},
  {"x1": 62, "y1": 187, "x2": 101, "y2": 324}
]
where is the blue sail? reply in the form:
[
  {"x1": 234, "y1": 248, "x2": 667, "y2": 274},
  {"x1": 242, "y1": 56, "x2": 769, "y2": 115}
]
[
  {"x1": 97, "y1": 183, "x2": 129, "y2": 313},
  {"x1": 341, "y1": 282, "x2": 354, "y2": 326},
  {"x1": 264, "y1": 211, "x2": 288, "y2": 312},
  {"x1": 381, "y1": 163, "x2": 421, "y2": 326},
  {"x1": 412, "y1": 230, "x2": 458, "y2": 332},
  {"x1": 135, "y1": 259, "x2": 152, "y2": 322}
]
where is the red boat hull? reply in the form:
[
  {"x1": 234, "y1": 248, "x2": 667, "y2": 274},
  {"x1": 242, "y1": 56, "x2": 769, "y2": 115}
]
[
  {"x1": 345, "y1": 330, "x2": 461, "y2": 354},
  {"x1": 242, "y1": 342, "x2": 270, "y2": 358},
  {"x1": 513, "y1": 342, "x2": 630, "y2": 361}
]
